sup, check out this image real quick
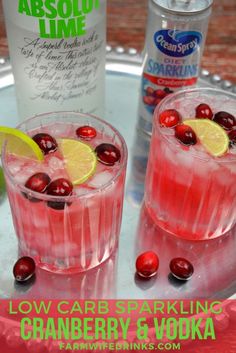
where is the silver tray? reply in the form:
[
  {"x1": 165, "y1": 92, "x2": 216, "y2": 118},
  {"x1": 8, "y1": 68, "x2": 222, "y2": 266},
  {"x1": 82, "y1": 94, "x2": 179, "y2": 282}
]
[{"x1": 0, "y1": 47, "x2": 236, "y2": 299}]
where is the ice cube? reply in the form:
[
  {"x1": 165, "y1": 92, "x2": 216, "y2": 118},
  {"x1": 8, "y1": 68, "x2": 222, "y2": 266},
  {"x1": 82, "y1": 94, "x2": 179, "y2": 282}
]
[
  {"x1": 44, "y1": 122, "x2": 74, "y2": 137},
  {"x1": 88, "y1": 171, "x2": 113, "y2": 188},
  {"x1": 8, "y1": 158, "x2": 41, "y2": 183},
  {"x1": 14, "y1": 173, "x2": 29, "y2": 184},
  {"x1": 74, "y1": 186, "x2": 92, "y2": 196},
  {"x1": 7, "y1": 160, "x2": 24, "y2": 174},
  {"x1": 176, "y1": 149, "x2": 194, "y2": 169},
  {"x1": 48, "y1": 156, "x2": 64, "y2": 171}
]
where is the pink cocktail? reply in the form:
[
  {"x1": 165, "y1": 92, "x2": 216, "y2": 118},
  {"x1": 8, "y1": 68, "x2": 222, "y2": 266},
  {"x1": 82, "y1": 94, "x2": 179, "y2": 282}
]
[
  {"x1": 2, "y1": 112, "x2": 127, "y2": 273},
  {"x1": 145, "y1": 88, "x2": 236, "y2": 240}
]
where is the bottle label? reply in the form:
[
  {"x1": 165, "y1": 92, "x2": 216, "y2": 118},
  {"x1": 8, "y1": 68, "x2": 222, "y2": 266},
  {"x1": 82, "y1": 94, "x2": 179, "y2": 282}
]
[
  {"x1": 141, "y1": 29, "x2": 203, "y2": 116},
  {"x1": 18, "y1": 0, "x2": 100, "y2": 39},
  {"x1": 3, "y1": 0, "x2": 106, "y2": 119},
  {"x1": 154, "y1": 30, "x2": 202, "y2": 58}
]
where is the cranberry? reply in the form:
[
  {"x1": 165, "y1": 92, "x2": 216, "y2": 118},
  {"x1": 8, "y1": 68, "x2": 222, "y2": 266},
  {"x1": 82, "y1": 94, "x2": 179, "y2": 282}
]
[
  {"x1": 32, "y1": 133, "x2": 58, "y2": 155},
  {"x1": 143, "y1": 96, "x2": 156, "y2": 106},
  {"x1": 95, "y1": 143, "x2": 121, "y2": 166},
  {"x1": 154, "y1": 89, "x2": 167, "y2": 99},
  {"x1": 229, "y1": 130, "x2": 236, "y2": 147},
  {"x1": 25, "y1": 173, "x2": 51, "y2": 193},
  {"x1": 136, "y1": 251, "x2": 159, "y2": 278},
  {"x1": 47, "y1": 178, "x2": 73, "y2": 210},
  {"x1": 13, "y1": 256, "x2": 36, "y2": 282},
  {"x1": 154, "y1": 98, "x2": 162, "y2": 106},
  {"x1": 169, "y1": 258, "x2": 194, "y2": 281},
  {"x1": 195, "y1": 103, "x2": 213, "y2": 119},
  {"x1": 146, "y1": 87, "x2": 155, "y2": 96},
  {"x1": 76, "y1": 125, "x2": 97, "y2": 140},
  {"x1": 213, "y1": 111, "x2": 236, "y2": 130},
  {"x1": 159, "y1": 109, "x2": 181, "y2": 128},
  {"x1": 175, "y1": 124, "x2": 197, "y2": 146},
  {"x1": 24, "y1": 173, "x2": 50, "y2": 202}
]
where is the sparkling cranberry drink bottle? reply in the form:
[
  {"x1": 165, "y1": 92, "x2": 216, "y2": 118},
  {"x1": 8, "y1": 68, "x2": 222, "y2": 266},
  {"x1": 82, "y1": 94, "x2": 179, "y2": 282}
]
[
  {"x1": 138, "y1": 0, "x2": 213, "y2": 134},
  {"x1": 2, "y1": 0, "x2": 106, "y2": 121}
]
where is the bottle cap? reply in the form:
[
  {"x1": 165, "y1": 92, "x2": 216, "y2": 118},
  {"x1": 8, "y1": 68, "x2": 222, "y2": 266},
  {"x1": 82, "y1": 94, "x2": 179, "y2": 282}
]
[{"x1": 152, "y1": 0, "x2": 213, "y2": 15}]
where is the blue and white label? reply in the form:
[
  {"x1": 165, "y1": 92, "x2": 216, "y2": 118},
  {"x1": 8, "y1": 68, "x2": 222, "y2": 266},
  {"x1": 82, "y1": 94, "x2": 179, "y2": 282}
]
[{"x1": 154, "y1": 30, "x2": 202, "y2": 57}]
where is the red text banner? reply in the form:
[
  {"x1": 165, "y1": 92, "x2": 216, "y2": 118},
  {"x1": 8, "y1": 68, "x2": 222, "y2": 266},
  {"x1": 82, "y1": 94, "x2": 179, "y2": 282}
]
[{"x1": 0, "y1": 299, "x2": 235, "y2": 352}]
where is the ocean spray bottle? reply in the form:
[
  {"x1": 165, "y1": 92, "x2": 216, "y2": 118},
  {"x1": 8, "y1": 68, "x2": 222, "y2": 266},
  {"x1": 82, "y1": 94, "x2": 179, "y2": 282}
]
[{"x1": 138, "y1": 0, "x2": 213, "y2": 134}]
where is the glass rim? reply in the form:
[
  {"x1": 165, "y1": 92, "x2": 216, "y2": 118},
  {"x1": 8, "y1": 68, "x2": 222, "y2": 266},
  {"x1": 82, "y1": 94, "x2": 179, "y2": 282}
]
[
  {"x1": 1, "y1": 111, "x2": 128, "y2": 201},
  {"x1": 153, "y1": 87, "x2": 236, "y2": 163}
]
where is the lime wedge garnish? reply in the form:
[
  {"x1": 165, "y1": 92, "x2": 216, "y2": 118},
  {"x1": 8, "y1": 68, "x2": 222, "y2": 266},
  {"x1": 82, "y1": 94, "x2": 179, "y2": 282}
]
[
  {"x1": 0, "y1": 126, "x2": 44, "y2": 161},
  {"x1": 58, "y1": 138, "x2": 97, "y2": 185},
  {"x1": 184, "y1": 119, "x2": 229, "y2": 157},
  {"x1": 0, "y1": 167, "x2": 5, "y2": 198}
]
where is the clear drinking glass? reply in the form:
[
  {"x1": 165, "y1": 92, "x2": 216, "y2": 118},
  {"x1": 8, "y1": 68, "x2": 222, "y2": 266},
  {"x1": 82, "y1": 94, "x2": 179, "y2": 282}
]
[
  {"x1": 1, "y1": 112, "x2": 127, "y2": 273},
  {"x1": 145, "y1": 88, "x2": 236, "y2": 240}
]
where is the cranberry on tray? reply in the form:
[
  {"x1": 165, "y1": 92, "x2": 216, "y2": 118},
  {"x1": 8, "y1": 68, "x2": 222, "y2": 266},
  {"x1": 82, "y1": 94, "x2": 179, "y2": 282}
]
[
  {"x1": 169, "y1": 257, "x2": 194, "y2": 281},
  {"x1": 13, "y1": 256, "x2": 36, "y2": 283},
  {"x1": 136, "y1": 251, "x2": 159, "y2": 278}
]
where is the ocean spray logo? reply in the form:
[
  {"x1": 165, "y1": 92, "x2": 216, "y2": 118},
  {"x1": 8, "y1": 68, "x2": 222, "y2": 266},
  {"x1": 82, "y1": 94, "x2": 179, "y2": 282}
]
[{"x1": 154, "y1": 30, "x2": 202, "y2": 57}]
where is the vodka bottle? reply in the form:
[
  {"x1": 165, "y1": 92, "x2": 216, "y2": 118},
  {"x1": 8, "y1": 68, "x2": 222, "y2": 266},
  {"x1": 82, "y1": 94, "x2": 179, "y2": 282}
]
[{"x1": 3, "y1": 0, "x2": 106, "y2": 120}]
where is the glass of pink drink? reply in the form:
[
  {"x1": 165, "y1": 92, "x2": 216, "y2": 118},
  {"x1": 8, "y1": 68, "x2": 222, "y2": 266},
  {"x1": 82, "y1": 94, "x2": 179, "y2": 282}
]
[
  {"x1": 1, "y1": 112, "x2": 127, "y2": 273},
  {"x1": 145, "y1": 88, "x2": 236, "y2": 240}
]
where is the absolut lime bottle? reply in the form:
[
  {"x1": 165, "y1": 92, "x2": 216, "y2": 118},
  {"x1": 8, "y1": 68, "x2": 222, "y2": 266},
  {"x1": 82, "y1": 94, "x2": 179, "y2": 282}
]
[
  {"x1": 138, "y1": 0, "x2": 213, "y2": 133},
  {"x1": 3, "y1": 0, "x2": 106, "y2": 120}
]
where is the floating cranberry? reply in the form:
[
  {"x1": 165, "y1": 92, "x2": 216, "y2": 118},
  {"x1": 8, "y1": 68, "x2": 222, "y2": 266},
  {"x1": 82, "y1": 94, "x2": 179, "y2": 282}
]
[
  {"x1": 25, "y1": 173, "x2": 51, "y2": 193},
  {"x1": 213, "y1": 111, "x2": 236, "y2": 130},
  {"x1": 143, "y1": 96, "x2": 156, "y2": 106},
  {"x1": 32, "y1": 133, "x2": 58, "y2": 155},
  {"x1": 95, "y1": 143, "x2": 121, "y2": 166},
  {"x1": 169, "y1": 257, "x2": 194, "y2": 281},
  {"x1": 13, "y1": 256, "x2": 36, "y2": 282},
  {"x1": 24, "y1": 173, "x2": 51, "y2": 202},
  {"x1": 136, "y1": 251, "x2": 159, "y2": 278},
  {"x1": 76, "y1": 125, "x2": 97, "y2": 140},
  {"x1": 47, "y1": 178, "x2": 73, "y2": 210},
  {"x1": 146, "y1": 87, "x2": 155, "y2": 96},
  {"x1": 47, "y1": 178, "x2": 73, "y2": 196},
  {"x1": 195, "y1": 103, "x2": 213, "y2": 119},
  {"x1": 228, "y1": 130, "x2": 236, "y2": 147},
  {"x1": 154, "y1": 89, "x2": 167, "y2": 99},
  {"x1": 175, "y1": 124, "x2": 197, "y2": 146},
  {"x1": 159, "y1": 109, "x2": 181, "y2": 128}
]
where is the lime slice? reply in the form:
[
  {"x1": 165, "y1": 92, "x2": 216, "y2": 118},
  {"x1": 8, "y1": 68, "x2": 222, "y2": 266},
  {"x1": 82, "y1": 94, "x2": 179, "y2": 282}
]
[
  {"x1": 0, "y1": 126, "x2": 44, "y2": 161},
  {"x1": 184, "y1": 119, "x2": 229, "y2": 157},
  {"x1": 0, "y1": 167, "x2": 5, "y2": 198},
  {"x1": 58, "y1": 138, "x2": 97, "y2": 185}
]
